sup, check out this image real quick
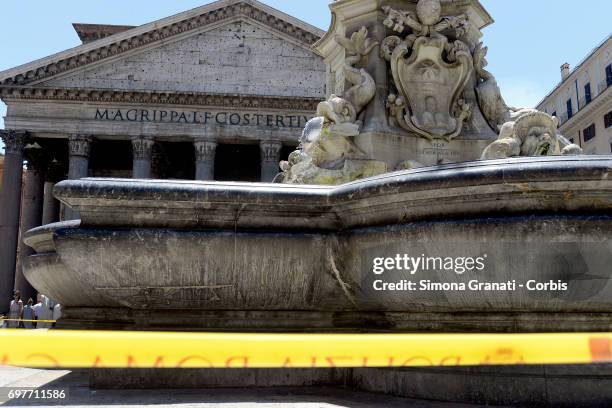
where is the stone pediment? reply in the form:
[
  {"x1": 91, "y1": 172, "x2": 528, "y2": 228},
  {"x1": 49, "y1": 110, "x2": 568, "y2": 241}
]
[
  {"x1": 0, "y1": 0, "x2": 325, "y2": 97},
  {"x1": 38, "y1": 20, "x2": 325, "y2": 98}
]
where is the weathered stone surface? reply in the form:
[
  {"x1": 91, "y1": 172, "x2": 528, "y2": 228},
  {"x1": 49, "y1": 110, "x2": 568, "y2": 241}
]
[
  {"x1": 26, "y1": 227, "x2": 343, "y2": 311},
  {"x1": 43, "y1": 21, "x2": 325, "y2": 99},
  {"x1": 87, "y1": 365, "x2": 612, "y2": 406},
  {"x1": 52, "y1": 308, "x2": 612, "y2": 333},
  {"x1": 90, "y1": 368, "x2": 349, "y2": 390},
  {"x1": 23, "y1": 213, "x2": 612, "y2": 320},
  {"x1": 351, "y1": 365, "x2": 612, "y2": 406}
]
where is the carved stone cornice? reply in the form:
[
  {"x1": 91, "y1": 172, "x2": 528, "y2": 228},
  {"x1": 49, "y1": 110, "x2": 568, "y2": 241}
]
[
  {"x1": 0, "y1": 86, "x2": 321, "y2": 112},
  {"x1": 194, "y1": 139, "x2": 217, "y2": 162},
  {"x1": 69, "y1": 134, "x2": 92, "y2": 158},
  {"x1": 131, "y1": 136, "x2": 155, "y2": 160},
  {"x1": 0, "y1": 130, "x2": 29, "y2": 155},
  {"x1": 260, "y1": 140, "x2": 283, "y2": 163},
  {"x1": 0, "y1": 2, "x2": 321, "y2": 87}
]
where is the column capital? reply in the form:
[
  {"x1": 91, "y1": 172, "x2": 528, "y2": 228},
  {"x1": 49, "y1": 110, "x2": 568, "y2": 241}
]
[
  {"x1": 131, "y1": 136, "x2": 155, "y2": 160},
  {"x1": 68, "y1": 134, "x2": 92, "y2": 158},
  {"x1": 260, "y1": 140, "x2": 283, "y2": 163},
  {"x1": 0, "y1": 130, "x2": 29, "y2": 155},
  {"x1": 194, "y1": 139, "x2": 217, "y2": 162}
]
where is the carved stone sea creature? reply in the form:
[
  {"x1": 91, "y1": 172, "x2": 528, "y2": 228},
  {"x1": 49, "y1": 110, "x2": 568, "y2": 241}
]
[
  {"x1": 334, "y1": 27, "x2": 379, "y2": 116},
  {"x1": 481, "y1": 111, "x2": 583, "y2": 159},
  {"x1": 473, "y1": 42, "x2": 511, "y2": 130},
  {"x1": 280, "y1": 27, "x2": 383, "y2": 184}
]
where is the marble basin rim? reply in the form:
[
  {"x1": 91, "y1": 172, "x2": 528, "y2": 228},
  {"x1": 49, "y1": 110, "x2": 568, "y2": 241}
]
[
  {"x1": 21, "y1": 156, "x2": 612, "y2": 326},
  {"x1": 38, "y1": 155, "x2": 612, "y2": 232}
]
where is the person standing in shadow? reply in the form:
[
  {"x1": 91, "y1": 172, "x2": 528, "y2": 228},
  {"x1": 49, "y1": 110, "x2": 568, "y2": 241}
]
[
  {"x1": 7, "y1": 291, "x2": 23, "y2": 328},
  {"x1": 22, "y1": 298, "x2": 35, "y2": 329}
]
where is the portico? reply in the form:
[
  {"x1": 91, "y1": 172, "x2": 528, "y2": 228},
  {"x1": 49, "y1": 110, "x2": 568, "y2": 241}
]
[{"x1": 0, "y1": 0, "x2": 325, "y2": 311}]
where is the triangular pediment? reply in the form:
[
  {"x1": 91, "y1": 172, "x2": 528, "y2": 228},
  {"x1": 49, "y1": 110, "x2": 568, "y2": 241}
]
[
  {"x1": 37, "y1": 19, "x2": 326, "y2": 98},
  {"x1": 0, "y1": 0, "x2": 324, "y2": 94}
]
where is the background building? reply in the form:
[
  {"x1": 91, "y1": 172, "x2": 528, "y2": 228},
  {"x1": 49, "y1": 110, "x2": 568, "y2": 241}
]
[
  {"x1": 0, "y1": 0, "x2": 325, "y2": 309},
  {"x1": 536, "y1": 34, "x2": 612, "y2": 155}
]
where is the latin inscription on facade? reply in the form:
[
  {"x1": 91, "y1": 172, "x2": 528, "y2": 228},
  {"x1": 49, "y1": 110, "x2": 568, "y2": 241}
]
[{"x1": 94, "y1": 108, "x2": 312, "y2": 128}]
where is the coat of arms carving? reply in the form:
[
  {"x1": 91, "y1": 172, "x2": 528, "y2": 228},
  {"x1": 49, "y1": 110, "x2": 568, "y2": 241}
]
[{"x1": 381, "y1": 0, "x2": 473, "y2": 141}]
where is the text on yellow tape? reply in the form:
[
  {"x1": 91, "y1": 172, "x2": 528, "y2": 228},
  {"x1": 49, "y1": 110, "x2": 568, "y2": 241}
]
[{"x1": 0, "y1": 331, "x2": 611, "y2": 369}]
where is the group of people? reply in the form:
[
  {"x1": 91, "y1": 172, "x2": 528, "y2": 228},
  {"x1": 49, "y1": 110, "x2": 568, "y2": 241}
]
[{"x1": 3, "y1": 290, "x2": 61, "y2": 329}]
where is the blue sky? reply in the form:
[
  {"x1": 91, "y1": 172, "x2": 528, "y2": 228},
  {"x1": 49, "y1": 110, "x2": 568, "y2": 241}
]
[{"x1": 1, "y1": 0, "x2": 611, "y2": 151}]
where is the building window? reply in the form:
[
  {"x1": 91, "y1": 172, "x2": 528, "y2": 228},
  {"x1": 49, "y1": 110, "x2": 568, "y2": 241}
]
[
  {"x1": 583, "y1": 124, "x2": 596, "y2": 142},
  {"x1": 605, "y1": 111, "x2": 612, "y2": 128},
  {"x1": 584, "y1": 83, "x2": 592, "y2": 104},
  {"x1": 566, "y1": 99, "x2": 573, "y2": 119},
  {"x1": 607, "y1": 64, "x2": 612, "y2": 87}
]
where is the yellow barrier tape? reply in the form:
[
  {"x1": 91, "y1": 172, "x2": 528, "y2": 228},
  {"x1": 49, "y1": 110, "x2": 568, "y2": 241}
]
[{"x1": 0, "y1": 331, "x2": 610, "y2": 369}]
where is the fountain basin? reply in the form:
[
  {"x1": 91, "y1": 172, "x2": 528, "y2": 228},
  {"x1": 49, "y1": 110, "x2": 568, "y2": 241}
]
[{"x1": 24, "y1": 156, "x2": 612, "y2": 331}]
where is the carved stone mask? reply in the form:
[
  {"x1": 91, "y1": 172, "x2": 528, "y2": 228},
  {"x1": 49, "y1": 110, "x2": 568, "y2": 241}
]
[
  {"x1": 416, "y1": 0, "x2": 442, "y2": 26},
  {"x1": 521, "y1": 128, "x2": 554, "y2": 156},
  {"x1": 513, "y1": 112, "x2": 559, "y2": 156}
]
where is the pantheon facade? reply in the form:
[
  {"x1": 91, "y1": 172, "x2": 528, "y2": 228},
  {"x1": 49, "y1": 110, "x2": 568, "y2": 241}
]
[{"x1": 0, "y1": 0, "x2": 326, "y2": 308}]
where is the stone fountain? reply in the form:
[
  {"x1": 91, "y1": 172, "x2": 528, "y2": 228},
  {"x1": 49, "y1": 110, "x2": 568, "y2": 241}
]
[{"x1": 22, "y1": 0, "x2": 612, "y2": 405}]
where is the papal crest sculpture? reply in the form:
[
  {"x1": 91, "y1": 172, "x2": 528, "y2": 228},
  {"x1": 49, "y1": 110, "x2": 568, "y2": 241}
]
[{"x1": 381, "y1": 2, "x2": 472, "y2": 141}]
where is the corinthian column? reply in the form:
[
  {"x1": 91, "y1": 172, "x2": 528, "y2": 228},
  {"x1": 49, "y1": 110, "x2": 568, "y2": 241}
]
[
  {"x1": 260, "y1": 140, "x2": 282, "y2": 183},
  {"x1": 0, "y1": 130, "x2": 28, "y2": 313},
  {"x1": 68, "y1": 134, "x2": 91, "y2": 179},
  {"x1": 194, "y1": 139, "x2": 217, "y2": 181},
  {"x1": 132, "y1": 136, "x2": 155, "y2": 179},
  {"x1": 15, "y1": 147, "x2": 46, "y2": 302},
  {"x1": 41, "y1": 159, "x2": 64, "y2": 225},
  {"x1": 65, "y1": 134, "x2": 92, "y2": 220}
]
